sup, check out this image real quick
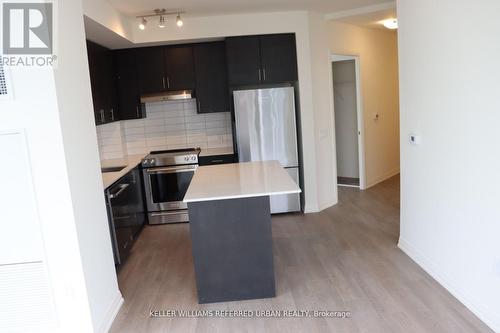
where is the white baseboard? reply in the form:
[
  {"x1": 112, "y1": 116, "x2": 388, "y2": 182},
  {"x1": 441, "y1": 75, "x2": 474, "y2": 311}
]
[
  {"x1": 98, "y1": 290, "x2": 123, "y2": 333},
  {"x1": 398, "y1": 238, "x2": 499, "y2": 332},
  {"x1": 365, "y1": 167, "x2": 400, "y2": 189}
]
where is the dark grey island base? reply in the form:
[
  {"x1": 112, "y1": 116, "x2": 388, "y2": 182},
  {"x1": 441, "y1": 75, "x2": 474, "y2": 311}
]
[{"x1": 187, "y1": 196, "x2": 276, "y2": 304}]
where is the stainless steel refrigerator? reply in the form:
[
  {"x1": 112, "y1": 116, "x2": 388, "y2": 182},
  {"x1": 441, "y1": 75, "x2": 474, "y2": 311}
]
[{"x1": 233, "y1": 87, "x2": 301, "y2": 213}]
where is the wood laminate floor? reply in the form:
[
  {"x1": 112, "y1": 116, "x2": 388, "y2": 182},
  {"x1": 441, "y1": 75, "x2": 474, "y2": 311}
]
[{"x1": 110, "y1": 176, "x2": 491, "y2": 333}]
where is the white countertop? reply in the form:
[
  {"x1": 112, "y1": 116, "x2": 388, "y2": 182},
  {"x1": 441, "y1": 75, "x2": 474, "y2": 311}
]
[
  {"x1": 101, "y1": 154, "x2": 146, "y2": 189},
  {"x1": 100, "y1": 147, "x2": 234, "y2": 189},
  {"x1": 183, "y1": 160, "x2": 301, "y2": 203}
]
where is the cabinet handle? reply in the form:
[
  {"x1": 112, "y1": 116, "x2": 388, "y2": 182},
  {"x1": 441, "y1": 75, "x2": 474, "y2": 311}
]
[
  {"x1": 162, "y1": 77, "x2": 166, "y2": 89},
  {"x1": 197, "y1": 100, "x2": 201, "y2": 112},
  {"x1": 110, "y1": 108, "x2": 114, "y2": 121},
  {"x1": 100, "y1": 109, "x2": 105, "y2": 123},
  {"x1": 258, "y1": 68, "x2": 262, "y2": 82},
  {"x1": 263, "y1": 68, "x2": 266, "y2": 81},
  {"x1": 167, "y1": 77, "x2": 170, "y2": 89},
  {"x1": 136, "y1": 106, "x2": 140, "y2": 118}
]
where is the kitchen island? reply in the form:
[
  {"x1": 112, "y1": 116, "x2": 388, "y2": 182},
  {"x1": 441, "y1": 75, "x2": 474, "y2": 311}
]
[{"x1": 184, "y1": 160, "x2": 301, "y2": 304}]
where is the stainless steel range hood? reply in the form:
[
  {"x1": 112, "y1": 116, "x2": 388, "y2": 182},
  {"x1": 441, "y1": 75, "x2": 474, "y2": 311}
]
[{"x1": 140, "y1": 90, "x2": 192, "y2": 103}]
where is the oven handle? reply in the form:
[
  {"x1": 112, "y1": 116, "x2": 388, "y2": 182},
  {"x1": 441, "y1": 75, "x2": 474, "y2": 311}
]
[
  {"x1": 145, "y1": 165, "x2": 197, "y2": 174},
  {"x1": 108, "y1": 184, "x2": 129, "y2": 199}
]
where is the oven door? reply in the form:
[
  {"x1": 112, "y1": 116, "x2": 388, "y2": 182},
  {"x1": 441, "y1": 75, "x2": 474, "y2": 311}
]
[{"x1": 143, "y1": 164, "x2": 197, "y2": 212}]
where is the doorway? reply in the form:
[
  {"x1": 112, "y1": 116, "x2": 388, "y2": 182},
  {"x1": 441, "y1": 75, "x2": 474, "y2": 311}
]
[{"x1": 332, "y1": 55, "x2": 365, "y2": 189}]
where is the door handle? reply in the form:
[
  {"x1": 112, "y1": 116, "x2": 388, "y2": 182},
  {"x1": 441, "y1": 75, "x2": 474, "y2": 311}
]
[
  {"x1": 100, "y1": 109, "x2": 105, "y2": 123},
  {"x1": 109, "y1": 184, "x2": 129, "y2": 199},
  {"x1": 258, "y1": 68, "x2": 262, "y2": 82},
  {"x1": 167, "y1": 77, "x2": 170, "y2": 89},
  {"x1": 110, "y1": 108, "x2": 114, "y2": 121},
  {"x1": 162, "y1": 77, "x2": 166, "y2": 89},
  {"x1": 263, "y1": 68, "x2": 266, "y2": 81},
  {"x1": 136, "y1": 106, "x2": 140, "y2": 118}
]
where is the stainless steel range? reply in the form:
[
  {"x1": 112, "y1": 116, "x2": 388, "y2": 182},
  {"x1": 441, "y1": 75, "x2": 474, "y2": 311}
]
[{"x1": 142, "y1": 148, "x2": 201, "y2": 224}]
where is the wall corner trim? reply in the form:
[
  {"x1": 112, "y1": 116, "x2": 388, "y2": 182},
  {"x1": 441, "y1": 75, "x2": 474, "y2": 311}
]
[
  {"x1": 98, "y1": 290, "x2": 123, "y2": 333},
  {"x1": 398, "y1": 238, "x2": 499, "y2": 333}
]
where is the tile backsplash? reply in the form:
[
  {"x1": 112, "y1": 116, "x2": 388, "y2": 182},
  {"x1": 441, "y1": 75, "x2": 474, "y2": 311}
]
[{"x1": 96, "y1": 99, "x2": 233, "y2": 160}]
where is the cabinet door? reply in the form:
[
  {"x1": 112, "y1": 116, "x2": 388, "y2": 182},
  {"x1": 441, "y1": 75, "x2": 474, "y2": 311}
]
[
  {"x1": 102, "y1": 49, "x2": 118, "y2": 122},
  {"x1": 135, "y1": 47, "x2": 165, "y2": 94},
  {"x1": 86, "y1": 40, "x2": 104, "y2": 124},
  {"x1": 193, "y1": 42, "x2": 229, "y2": 113},
  {"x1": 225, "y1": 36, "x2": 262, "y2": 86},
  {"x1": 113, "y1": 49, "x2": 144, "y2": 120},
  {"x1": 260, "y1": 34, "x2": 298, "y2": 83},
  {"x1": 164, "y1": 46, "x2": 196, "y2": 90}
]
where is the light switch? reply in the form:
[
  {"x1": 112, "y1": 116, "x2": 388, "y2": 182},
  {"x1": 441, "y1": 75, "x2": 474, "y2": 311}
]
[{"x1": 409, "y1": 134, "x2": 421, "y2": 145}]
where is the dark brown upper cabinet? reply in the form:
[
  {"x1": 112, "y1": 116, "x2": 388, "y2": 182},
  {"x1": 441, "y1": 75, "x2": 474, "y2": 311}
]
[
  {"x1": 86, "y1": 40, "x2": 118, "y2": 125},
  {"x1": 225, "y1": 33, "x2": 298, "y2": 86},
  {"x1": 135, "y1": 47, "x2": 165, "y2": 95},
  {"x1": 225, "y1": 36, "x2": 261, "y2": 86},
  {"x1": 113, "y1": 49, "x2": 145, "y2": 120},
  {"x1": 136, "y1": 45, "x2": 195, "y2": 94},
  {"x1": 193, "y1": 42, "x2": 229, "y2": 113},
  {"x1": 164, "y1": 46, "x2": 196, "y2": 91},
  {"x1": 259, "y1": 34, "x2": 298, "y2": 84}
]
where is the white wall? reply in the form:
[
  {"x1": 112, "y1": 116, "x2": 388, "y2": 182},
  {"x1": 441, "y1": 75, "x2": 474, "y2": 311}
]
[
  {"x1": 0, "y1": 0, "x2": 122, "y2": 332},
  {"x1": 54, "y1": 0, "x2": 122, "y2": 331},
  {"x1": 307, "y1": 12, "x2": 338, "y2": 210},
  {"x1": 0, "y1": 35, "x2": 95, "y2": 333},
  {"x1": 397, "y1": 0, "x2": 500, "y2": 331},
  {"x1": 82, "y1": 0, "x2": 133, "y2": 40},
  {"x1": 327, "y1": 21, "x2": 400, "y2": 188}
]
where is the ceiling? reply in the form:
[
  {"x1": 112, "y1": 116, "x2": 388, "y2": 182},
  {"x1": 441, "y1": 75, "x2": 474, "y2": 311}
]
[
  {"x1": 334, "y1": 8, "x2": 397, "y2": 30},
  {"x1": 107, "y1": 0, "x2": 393, "y2": 17}
]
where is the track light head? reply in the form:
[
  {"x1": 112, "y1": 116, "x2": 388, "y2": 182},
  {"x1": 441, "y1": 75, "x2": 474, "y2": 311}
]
[
  {"x1": 176, "y1": 13, "x2": 183, "y2": 27},
  {"x1": 159, "y1": 15, "x2": 166, "y2": 28},
  {"x1": 139, "y1": 17, "x2": 147, "y2": 30}
]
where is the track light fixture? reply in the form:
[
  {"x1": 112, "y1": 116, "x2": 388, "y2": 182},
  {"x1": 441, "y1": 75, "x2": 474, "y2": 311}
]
[{"x1": 137, "y1": 9, "x2": 185, "y2": 30}]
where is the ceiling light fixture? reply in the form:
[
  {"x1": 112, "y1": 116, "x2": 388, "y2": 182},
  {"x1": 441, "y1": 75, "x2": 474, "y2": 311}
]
[
  {"x1": 138, "y1": 17, "x2": 147, "y2": 30},
  {"x1": 176, "y1": 13, "x2": 183, "y2": 27},
  {"x1": 159, "y1": 15, "x2": 166, "y2": 28},
  {"x1": 382, "y1": 18, "x2": 398, "y2": 30},
  {"x1": 136, "y1": 9, "x2": 185, "y2": 30}
]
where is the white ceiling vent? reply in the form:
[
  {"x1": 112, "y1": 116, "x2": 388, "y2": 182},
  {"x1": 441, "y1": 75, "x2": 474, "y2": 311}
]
[{"x1": 0, "y1": 65, "x2": 12, "y2": 100}]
